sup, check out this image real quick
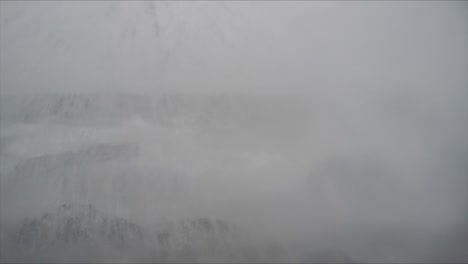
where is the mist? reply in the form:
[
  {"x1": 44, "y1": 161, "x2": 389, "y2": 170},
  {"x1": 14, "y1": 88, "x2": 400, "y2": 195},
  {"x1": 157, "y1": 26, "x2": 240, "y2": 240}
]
[{"x1": 0, "y1": 1, "x2": 467, "y2": 263}]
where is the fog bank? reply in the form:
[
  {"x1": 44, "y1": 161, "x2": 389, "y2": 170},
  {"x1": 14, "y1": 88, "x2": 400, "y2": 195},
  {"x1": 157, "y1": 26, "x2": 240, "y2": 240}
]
[{"x1": 0, "y1": 1, "x2": 467, "y2": 263}]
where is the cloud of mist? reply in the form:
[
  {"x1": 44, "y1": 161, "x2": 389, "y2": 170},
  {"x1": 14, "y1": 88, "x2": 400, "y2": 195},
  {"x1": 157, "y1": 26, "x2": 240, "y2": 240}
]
[{"x1": 0, "y1": 1, "x2": 467, "y2": 262}]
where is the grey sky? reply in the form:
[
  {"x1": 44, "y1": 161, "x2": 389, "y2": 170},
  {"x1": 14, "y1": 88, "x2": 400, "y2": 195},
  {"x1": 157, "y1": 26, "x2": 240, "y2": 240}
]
[{"x1": 0, "y1": 1, "x2": 466, "y2": 96}]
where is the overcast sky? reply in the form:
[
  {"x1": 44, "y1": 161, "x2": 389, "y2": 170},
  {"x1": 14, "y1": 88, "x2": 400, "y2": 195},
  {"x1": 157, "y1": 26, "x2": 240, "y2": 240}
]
[{"x1": 0, "y1": 1, "x2": 466, "y2": 96}]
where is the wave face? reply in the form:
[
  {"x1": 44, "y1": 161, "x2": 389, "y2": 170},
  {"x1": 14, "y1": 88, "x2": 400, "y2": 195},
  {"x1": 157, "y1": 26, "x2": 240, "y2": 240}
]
[
  {"x1": 0, "y1": 93, "x2": 313, "y2": 263},
  {"x1": 4, "y1": 204, "x2": 291, "y2": 263}
]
